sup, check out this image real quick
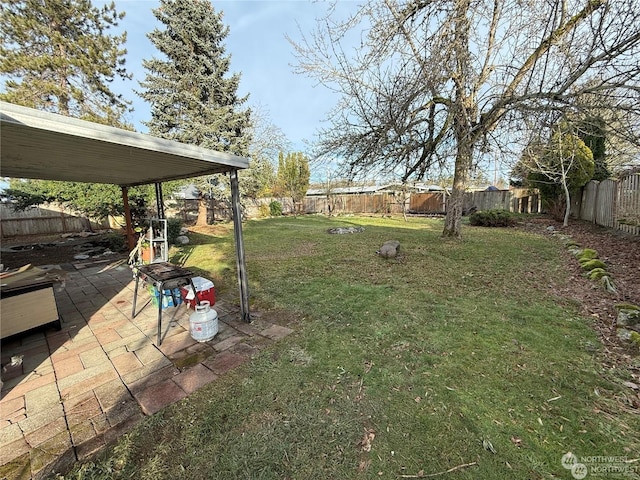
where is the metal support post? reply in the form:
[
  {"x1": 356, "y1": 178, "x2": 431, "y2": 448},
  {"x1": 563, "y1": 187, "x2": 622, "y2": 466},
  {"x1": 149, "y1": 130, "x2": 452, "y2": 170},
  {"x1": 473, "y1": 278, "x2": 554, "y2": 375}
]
[
  {"x1": 155, "y1": 182, "x2": 165, "y2": 219},
  {"x1": 229, "y1": 169, "x2": 251, "y2": 322},
  {"x1": 121, "y1": 186, "x2": 136, "y2": 251}
]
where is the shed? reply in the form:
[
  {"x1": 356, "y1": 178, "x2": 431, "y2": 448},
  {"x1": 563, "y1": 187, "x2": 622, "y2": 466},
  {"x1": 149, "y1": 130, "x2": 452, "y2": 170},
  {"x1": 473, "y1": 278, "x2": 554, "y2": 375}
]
[{"x1": 0, "y1": 101, "x2": 251, "y2": 321}]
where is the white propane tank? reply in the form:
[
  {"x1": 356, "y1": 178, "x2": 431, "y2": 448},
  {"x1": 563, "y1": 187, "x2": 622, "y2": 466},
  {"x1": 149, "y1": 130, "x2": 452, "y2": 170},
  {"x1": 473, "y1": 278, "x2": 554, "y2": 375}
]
[{"x1": 189, "y1": 301, "x2": 218, "y2": 342}]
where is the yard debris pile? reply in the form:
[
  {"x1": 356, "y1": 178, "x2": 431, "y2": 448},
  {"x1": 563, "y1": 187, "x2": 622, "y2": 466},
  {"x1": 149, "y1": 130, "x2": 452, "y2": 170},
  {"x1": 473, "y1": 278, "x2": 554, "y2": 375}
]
[
  {"x1": 327, "y1": 226, "x2": 364, "y2": 234},
  {"x1": 0, "y1": 231, "x2": 127, "y2": 269}
]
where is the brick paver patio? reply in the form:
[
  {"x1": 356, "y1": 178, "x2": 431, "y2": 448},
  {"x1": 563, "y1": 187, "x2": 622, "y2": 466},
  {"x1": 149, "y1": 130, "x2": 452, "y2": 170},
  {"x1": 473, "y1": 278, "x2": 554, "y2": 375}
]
[{"x1": 0, "y1": 257, "x2": 293, "y2": 479}]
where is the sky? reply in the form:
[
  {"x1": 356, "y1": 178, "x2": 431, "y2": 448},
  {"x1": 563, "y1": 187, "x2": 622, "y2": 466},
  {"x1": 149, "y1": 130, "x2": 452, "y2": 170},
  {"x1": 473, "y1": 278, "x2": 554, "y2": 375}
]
[{"x1": 103, "y1": 0, "x2": 359, "y2": 154}]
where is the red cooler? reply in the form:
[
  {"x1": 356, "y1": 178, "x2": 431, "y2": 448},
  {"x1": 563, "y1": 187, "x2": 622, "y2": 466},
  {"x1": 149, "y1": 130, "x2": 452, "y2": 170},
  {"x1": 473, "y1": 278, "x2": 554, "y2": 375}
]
[{"x1": 181, "y1": 276, "x2": 215, "y2": 309}]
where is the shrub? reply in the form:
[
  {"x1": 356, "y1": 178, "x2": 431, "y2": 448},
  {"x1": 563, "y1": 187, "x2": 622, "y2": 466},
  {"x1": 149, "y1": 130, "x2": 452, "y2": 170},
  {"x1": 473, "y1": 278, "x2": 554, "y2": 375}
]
[
  {"x1": 468, "y1": 209, "x2": 518, "y2": 227},
  {"x1": 167, "y1": 218, "x2": 183, "y2": 245},
  {"x1": 269, "y1": 200, "x2": 283, "y2": 216},
  {"x1": 258, "y1": 203, "x2": 271, "y2": 218}
]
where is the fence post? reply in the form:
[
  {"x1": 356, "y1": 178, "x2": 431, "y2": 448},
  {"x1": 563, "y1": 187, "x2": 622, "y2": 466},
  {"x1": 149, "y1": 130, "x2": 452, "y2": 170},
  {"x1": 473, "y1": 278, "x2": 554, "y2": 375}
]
[{"x1": 60, "y1": 210, "x2": 67, "y2": 233}]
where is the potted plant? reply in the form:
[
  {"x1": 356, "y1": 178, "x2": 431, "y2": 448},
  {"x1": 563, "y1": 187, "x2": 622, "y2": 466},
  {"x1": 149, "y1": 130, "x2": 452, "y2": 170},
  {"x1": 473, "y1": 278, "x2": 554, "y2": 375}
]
[{"x1": 140, "y1": 241, "x2": 152, "y2": 263}]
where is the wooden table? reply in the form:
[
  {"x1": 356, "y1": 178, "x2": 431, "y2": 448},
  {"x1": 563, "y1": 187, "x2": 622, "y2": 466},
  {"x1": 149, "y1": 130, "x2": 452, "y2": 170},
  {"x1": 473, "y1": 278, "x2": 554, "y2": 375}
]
[{"x1": 132, "y1": 262, "x2": 200, "y2": 345}]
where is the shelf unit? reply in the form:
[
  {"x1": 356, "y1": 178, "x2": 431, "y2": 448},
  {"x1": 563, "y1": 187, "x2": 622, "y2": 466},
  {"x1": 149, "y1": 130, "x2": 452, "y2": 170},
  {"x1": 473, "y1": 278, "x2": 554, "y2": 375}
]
[{"x1": 144, "y1": 218, "x2": 168, "y2": 264}]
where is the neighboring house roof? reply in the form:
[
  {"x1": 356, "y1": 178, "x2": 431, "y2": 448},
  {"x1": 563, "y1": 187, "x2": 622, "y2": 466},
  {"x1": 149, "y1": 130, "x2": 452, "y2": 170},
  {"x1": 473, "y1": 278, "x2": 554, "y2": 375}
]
[
  {"x1": 307, "y1": 185, "x2": 387, "y2": 196},
  {"x1": 307, "y1": 183, "x2": 446, "y2": 196},
  {"x1": 413, "y1": 184, "x2": 445, "y2": 191}
]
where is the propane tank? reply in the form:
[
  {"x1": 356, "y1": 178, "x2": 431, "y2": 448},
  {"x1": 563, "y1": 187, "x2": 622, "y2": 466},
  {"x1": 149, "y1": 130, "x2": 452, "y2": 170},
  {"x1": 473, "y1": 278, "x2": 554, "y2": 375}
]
[{"x1": 189, "y1": 301, "x2": 218, "y2": 342}]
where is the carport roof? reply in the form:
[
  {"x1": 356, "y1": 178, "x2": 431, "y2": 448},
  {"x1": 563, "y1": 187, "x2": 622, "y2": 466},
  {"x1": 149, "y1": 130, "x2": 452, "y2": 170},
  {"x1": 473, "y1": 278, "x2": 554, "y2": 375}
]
[{"x1": 0, "y1": 101, "x2": 249, "y2": 187}]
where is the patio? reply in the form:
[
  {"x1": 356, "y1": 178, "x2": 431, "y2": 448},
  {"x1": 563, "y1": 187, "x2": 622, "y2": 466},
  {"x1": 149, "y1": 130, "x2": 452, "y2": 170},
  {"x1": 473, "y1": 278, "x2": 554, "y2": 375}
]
[{"x1": 0, "y1": 256, "x2": 293, "y2": 479}]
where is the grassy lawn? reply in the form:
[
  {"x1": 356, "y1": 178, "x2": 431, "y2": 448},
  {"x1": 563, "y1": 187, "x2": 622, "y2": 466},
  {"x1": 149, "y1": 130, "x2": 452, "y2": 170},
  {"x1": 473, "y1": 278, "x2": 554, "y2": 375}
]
[{"x1": 60, "y1": 215, "x2": 639, "y2": 480}]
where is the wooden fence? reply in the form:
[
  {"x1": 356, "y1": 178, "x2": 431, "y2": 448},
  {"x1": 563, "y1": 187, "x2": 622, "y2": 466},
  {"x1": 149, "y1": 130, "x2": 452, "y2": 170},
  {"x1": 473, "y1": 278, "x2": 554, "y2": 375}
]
[
  {"x1": 617, "y1": 173, "x2": 640, "y2": 234},
  {"x1": 305, "y1": 192, "x2": 405, "y2": 215},
  {"x1": 0, "y1": 203, "x2": 109, "y2": 238},
  {"x1": 578, "y1": 173, "x2": 639, "y2": 235},
  {"x1": 409, "y1": 188, "x2": 540, "y2": 215},
  {"x1": 165, "y1": 198, "x2": 232, "y2": 224},
  {"x1": 409, "y1": 193, "x2": 446, "y2": 214},
  {"x1": 463, "y1": 188, "x2": 541, "y2": 214}
]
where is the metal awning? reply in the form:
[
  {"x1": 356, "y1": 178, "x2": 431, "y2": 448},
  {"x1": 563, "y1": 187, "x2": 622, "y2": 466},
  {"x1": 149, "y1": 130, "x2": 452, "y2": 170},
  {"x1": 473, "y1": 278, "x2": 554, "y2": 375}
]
[
  {"x1": 0, "y1": 101, "x2": 251, "y2": 323},
  {"x1": 0, "y1": 101, "x2": 249, "y2": 187}
]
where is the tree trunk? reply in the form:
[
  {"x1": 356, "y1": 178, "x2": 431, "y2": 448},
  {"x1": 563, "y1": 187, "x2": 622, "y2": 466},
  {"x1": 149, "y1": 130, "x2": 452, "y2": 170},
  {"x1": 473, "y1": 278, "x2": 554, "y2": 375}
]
[
  {"x1": 401, "y1": 188, "x2": 408, "y2": 222},
  {"x1": 442, "y1": 156, "x2": 471, "y2": 238},
  {"x1": 562, "y1": 178, "x2": 571, "y2": 227},
  {"x1": 196, "y1": 195, "x2": 209, "y2": 226},
  {"x1": 443, "y1": 122, "x2": 474, "y2": 238}
]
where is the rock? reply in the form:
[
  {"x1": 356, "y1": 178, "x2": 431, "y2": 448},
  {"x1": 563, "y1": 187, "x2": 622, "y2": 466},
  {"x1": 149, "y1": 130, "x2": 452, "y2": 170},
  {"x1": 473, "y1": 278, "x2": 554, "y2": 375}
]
[
  {"x1": 175, "y1": 235, "x2": 190, "y2": 245},
  {"x1": 546, "y1": 226, "x2": 555, "y2": 231},
  {"x1": 601, "y1": 275, "x2": 617, "y2": 294},
  {"x1": 377, "y1": 240, "x2": 400, "y2": 258},
  {"x1": 617, "y1": 308, "x2": 640, "y2": 327},
  {"x1": 180, "y1": 227, "x2": 189, "y2": 235},
  {"x1": 617, "y1": 328, "x2": 632, "y2": 341},
  {"x1": 73, "y1": 254, "x2": 90, "y2": 260}
]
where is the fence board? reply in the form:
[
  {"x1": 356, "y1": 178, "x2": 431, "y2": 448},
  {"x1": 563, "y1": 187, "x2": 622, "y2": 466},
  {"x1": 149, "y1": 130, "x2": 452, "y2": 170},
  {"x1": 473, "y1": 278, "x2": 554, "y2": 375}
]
[
  {"x1": 580, "y1": 181, "x2": 598, "y2": 223},
  {"x1": 616, "y1": 173, "x2": 640, "y2": 235},
  {"x1": 595, "y1": 179, "x2": 616, "y2": 228}
]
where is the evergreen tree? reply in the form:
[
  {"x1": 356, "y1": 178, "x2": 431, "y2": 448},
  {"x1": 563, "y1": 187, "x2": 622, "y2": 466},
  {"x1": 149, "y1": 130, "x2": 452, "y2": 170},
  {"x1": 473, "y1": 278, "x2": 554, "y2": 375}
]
[
  {"x1": 137, "y1": 0, "x2": 251, "y2": 225},
  {"x1": 0, "y1": 0, "x2": 131, "y2": 126},
  {"x1": 576, "y1": 117, "x2": 610, "y2": 181},
  {"x1": 138, "y1": 0, "x2": 251, "y2": 154}
]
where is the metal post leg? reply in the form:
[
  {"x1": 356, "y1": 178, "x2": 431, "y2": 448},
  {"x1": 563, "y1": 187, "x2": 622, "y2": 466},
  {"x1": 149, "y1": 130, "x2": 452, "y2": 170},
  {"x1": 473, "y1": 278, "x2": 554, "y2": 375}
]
[
  {"x1": 157, "y1": 281, "x2": 164, "y2": 345},
  {"x1": 132, "y1": 272, "x2": 140, "y2": 318}
]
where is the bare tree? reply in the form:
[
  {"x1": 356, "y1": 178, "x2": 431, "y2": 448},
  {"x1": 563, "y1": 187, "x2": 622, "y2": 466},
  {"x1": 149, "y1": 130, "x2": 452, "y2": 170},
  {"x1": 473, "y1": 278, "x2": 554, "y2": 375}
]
[
  {"x1": 519, "y1": 122, "x2": 594, "y2": 227},
  {"x1": 290, "y1": 0, "x2": 640, "y2": 238}
]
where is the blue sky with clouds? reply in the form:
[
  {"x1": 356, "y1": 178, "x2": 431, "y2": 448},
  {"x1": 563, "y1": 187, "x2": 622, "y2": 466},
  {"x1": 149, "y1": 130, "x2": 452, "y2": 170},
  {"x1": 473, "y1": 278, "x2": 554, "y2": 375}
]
[{"x1": 104, "y1": 0, "x2": 358, "y2": 153}]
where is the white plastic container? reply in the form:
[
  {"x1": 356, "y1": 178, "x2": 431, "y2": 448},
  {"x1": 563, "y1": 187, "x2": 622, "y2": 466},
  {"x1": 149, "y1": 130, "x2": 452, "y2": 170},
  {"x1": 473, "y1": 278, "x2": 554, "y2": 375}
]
[{"x1": 189, "y1": 301, "x2": 218, "y2": 342}]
